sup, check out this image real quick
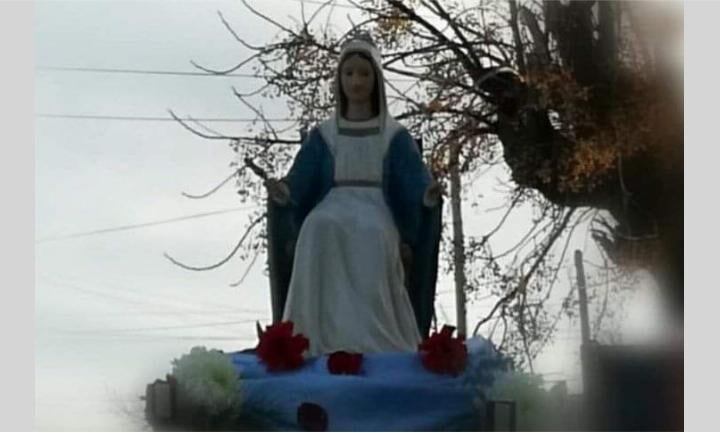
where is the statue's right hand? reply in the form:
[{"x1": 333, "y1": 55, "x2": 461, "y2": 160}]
[{"x1": 264, "y1": 178, "x2": 290, "y2": 205}]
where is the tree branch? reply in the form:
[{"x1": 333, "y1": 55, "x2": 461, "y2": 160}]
[
  {"x1": 182, "y1": 168, "x2": 242, "y2": 200},
  {"x1": 472, "y1": 207, "x2": 576, "y2": 336},
  {"x1": 163, "y1": 212, "x2": 266, "y2": 271}
]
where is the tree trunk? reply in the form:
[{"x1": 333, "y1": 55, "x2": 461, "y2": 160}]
[{"x1": 508, "y1": 0, "x2": 527, "y2": 75}]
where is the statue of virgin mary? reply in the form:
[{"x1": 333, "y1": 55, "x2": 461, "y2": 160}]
[{"x1": 265, "y1": 32, "x2": 442, "y2": 357}]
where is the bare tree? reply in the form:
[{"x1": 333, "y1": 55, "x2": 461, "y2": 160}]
[{"x1": 164, "y1": 0, "x2": 675, "y2": 369}]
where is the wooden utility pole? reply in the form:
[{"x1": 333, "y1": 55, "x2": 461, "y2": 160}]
[
  {"x1": 574, "y1": 250, "x2": 591, "y2": 344},
  {"x1": 574, "y1": 249, "x2": 594, "y2": 431},
  {"x1": 449, "y1": 141, "x2": 467, "y2": 336}
]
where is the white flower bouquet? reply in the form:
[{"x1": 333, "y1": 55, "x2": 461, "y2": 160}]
[{"x1": 171, "y1": 346, "x2": 242, "y2": 416}]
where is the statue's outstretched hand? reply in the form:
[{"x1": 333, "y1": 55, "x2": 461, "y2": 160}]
[
  {"x1": 423, "y1": 180, "x2": 442, "y2": 207},
  {"x1": 265, "y1": 178, "x2": 290, "y2": 206}
]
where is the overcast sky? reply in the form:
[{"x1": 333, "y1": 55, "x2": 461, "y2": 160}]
[{"x1": 34, "y1": 1, "x2": 671, "y2": 430}]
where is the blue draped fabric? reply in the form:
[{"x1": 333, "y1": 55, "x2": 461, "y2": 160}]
[
  {"x1": 284, "y1": 126, "x2": 431, "y2": 248},
  {"x1": 230, "y1": 337, "x2": 507, "y2": 431}
]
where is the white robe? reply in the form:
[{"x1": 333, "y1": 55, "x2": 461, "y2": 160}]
[{"x1": 281, "y1": 119, "x2": 422, "y2": 357}]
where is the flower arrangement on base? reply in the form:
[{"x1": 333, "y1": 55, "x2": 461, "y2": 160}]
[
  {"x1": 327, "y1": 351, "x2": 364, "y2": 375},
  {"x1": 145, "y1": 320, "x2": 511, "y2": 431},
  {"x1": 256, "y1": 321, "x2": 310, "y2": 372},
  {"x1": 171, "y1": 346, "x2": 242, "y2": 416},
  {"x1": 418, "y1": 325, "x2": 468, "y2": 376}
]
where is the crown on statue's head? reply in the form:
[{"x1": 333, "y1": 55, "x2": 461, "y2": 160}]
[{"x1": 341, "y1": 30, "x2": 377, "y2": 49}]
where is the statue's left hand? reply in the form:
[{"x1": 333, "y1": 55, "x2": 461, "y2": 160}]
[{"x1": 423, "y1": 180, "x2": 442, "y2": 207}]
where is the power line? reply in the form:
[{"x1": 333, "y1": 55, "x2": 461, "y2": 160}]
[
  {"x1": 57, "y1": 318, "x2": 261, "y2": 334},
  {"x1": 38, "y1": 273, "x2": 270, "y2": 319},
  {"x1": 37, "y1": 65, "x2": 264, "y2": 78},
  {"x1": 277, "y1": 0, "x2": 358, "y2": 11},
  {"x1": 37, "y1": 65, "x2": 416, "y2": 82},
  {"x1": 269, "y1": 0, "x2": 438, "y2": 20},
  {"x1": 36, "y1": 205, "x2": 260, "y2": 243},
  {"x1": 39, "y1": 276, "x2": 178, "y2": 312},
  {"x1": 46, "y1": 307, "x2": 268, "y2": 318},
  {"x1": 36, "y1": 113, "x2": 297, "y2": 123},
  {"x1": 46, "y1": 333, "x2": 256, "y2": 342}
]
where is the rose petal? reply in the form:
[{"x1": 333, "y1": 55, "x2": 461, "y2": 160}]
[{"x1": 297, "y1": 402, "x2": 328, "y2": 431}]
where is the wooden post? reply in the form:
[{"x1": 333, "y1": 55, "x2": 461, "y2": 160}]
[
  {"x1": 575, "y1": 249, "x2": 594, "y2": 430},
  {"x1": 574, "y1": 250, "x2": 591, "y2": 345},
  {"x1": 485, "y1": 400, "x2": 517, "y2": 431},
  {"x1": 449, "y1": 141, "x2": 467, "y2": 336}
]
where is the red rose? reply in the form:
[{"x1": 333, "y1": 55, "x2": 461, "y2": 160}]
[
  {"x1": 297, "y1": 402, "x2": 328, "y2": 431},
  {"x1": 256, "y1": 321, "x2": 310, "y2": 372},
  {"x1": 418, "y1": 325, "x2": 467, "y2": 376},
  {"x1": 327, "y1": 351, "x2": 363, "y2": 375}
]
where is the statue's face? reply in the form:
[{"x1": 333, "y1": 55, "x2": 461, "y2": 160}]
[{"x1": 340, "y1": 54, "x2": 376, "y2": 105}]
